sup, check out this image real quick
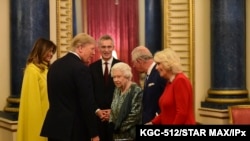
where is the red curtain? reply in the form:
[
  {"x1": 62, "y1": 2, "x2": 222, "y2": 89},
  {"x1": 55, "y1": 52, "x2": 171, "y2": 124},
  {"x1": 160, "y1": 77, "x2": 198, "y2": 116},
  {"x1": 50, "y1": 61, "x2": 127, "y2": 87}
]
[{"x1": 84, "y1": 0, "x2": 139, "y2": 83}]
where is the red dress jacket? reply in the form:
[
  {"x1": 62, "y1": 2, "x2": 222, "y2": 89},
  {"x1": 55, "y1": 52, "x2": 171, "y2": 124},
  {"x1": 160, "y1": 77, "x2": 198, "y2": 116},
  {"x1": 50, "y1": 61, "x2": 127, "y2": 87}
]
[{"x1": 151, "y1": 73, "x2": 196, "y2": 125}]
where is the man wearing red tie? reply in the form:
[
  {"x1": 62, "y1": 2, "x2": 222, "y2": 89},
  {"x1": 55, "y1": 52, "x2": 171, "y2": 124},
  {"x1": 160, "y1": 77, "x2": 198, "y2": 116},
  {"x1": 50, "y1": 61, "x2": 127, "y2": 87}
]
[{"x1": 89, "y1": 34, "x2": 121, "y2": 141}]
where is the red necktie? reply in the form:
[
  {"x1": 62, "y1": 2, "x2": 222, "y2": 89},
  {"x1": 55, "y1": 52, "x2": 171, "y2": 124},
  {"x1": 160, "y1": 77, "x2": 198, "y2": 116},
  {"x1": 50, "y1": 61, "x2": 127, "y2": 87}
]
[{"x1": 104, "y1": 62, "x2": 109, "y2": 85}]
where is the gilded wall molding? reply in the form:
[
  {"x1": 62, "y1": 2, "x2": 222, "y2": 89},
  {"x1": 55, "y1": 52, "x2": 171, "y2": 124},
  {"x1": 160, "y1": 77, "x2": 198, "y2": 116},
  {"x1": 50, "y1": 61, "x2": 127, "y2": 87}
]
[
  {"x1": 56, "y1": 0, "x2": 73, "y2": 58},
  {"x1": 163, "y1": 0, "x2": 195, "y2": 86},
  {"x1": 56, "y1": 0, "x2": 195, "y2": 87}
]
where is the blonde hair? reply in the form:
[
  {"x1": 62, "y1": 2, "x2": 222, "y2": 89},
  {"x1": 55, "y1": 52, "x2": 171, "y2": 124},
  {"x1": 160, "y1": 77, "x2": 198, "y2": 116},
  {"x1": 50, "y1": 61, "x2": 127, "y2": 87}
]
[
  {"x1": 154, "y1": 48, "x2": 182, "y2": 74},
  {"x1": 69, "y1": 33, "x2": 96, "y2": 51},
  {"x1": 111, "y1": 62, "x2": 133, "y2": 80}
]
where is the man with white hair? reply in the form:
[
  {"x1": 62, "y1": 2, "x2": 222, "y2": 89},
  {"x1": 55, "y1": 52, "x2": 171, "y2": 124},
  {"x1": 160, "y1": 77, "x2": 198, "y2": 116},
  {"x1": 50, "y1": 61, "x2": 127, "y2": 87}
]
[{"x1": 131, "y1": 46, "x2": 167, "y2": 124}]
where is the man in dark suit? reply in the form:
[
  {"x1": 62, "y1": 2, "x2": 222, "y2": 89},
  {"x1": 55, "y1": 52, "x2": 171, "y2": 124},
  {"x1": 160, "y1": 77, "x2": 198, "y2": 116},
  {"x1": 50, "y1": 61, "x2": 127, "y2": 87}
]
[
  {"x1": 131, "y1": 46, "x2": 167, "y2": 124},
  {"x1": 89, "y1": 34, "x2": 121, "y2": 141},
  {"x1": 40, "y1": 33, "x2": 100, "y2": 141}
]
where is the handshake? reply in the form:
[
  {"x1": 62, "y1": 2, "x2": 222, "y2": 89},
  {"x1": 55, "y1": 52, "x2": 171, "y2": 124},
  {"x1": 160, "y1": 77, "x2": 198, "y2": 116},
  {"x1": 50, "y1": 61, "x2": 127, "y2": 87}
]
[{"x1": 95, "y1": 108, "x2": 111, "y2": 122}]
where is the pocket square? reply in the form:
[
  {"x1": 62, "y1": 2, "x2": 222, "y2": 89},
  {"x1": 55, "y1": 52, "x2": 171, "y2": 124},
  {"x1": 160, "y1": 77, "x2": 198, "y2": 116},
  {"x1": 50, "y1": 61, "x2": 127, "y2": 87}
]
[{"x1": 148, "y1": 83, "x2": 155, "y2": 87}]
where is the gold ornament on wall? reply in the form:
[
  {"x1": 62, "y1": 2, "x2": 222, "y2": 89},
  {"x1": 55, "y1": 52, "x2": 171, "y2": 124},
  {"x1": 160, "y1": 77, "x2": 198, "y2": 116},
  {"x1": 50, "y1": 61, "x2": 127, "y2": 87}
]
[
  {"x1": 55, "y1": 0, "x2": 195, "y2": 88},
  {"x1": 56, "y1": 0, "x2": 73, "y2": 58},
  {"x1": 163, "y1": 0, "x2": 195, "y2": 87}
]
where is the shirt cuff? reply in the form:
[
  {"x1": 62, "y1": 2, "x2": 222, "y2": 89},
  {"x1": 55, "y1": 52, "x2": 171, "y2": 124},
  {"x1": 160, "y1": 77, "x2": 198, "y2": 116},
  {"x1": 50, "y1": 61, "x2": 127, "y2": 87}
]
[{"x1": 95, "y1": 108, "x2": 100, "y2": 113}]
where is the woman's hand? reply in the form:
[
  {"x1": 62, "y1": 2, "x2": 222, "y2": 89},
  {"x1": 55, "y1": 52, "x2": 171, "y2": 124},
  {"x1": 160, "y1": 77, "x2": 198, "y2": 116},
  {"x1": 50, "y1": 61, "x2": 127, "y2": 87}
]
[{"x1": 145, "y1": 122, "x2": 153, "y2": 125}]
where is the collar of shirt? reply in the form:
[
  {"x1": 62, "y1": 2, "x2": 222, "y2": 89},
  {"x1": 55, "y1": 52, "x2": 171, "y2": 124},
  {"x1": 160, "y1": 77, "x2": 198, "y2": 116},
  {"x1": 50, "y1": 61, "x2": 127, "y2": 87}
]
[
  {"x1": 102, "y1": 57, "x2": 113, "y2": 65},
  {"x1": 69, "y1": 51, "x2": 81, "y2": 60},
  {"x1": 102, "y1": 58, "x2": 113, "y2": 73},
  {"x1": 146, "y1": 62, "x2": 156, "y2": 77}
]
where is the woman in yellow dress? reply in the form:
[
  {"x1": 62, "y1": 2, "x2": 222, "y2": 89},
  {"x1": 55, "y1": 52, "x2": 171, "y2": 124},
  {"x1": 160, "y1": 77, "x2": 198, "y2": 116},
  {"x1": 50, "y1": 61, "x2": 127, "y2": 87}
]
[{"x1": 17, "y1": 38, "x2": 57, "y2": 141}]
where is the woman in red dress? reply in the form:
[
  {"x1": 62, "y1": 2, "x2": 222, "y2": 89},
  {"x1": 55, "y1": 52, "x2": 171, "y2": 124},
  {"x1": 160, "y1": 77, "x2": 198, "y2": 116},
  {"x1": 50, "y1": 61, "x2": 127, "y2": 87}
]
[{"x1": 146, "y1": 48, "x2": 196, "y2": 125}]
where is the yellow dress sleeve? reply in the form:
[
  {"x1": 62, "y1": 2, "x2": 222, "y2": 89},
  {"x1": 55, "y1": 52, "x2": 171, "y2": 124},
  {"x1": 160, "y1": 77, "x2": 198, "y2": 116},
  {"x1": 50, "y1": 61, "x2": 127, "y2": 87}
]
[{"x1": 17, "y1": 63, "x2": 49, "y2": 141}]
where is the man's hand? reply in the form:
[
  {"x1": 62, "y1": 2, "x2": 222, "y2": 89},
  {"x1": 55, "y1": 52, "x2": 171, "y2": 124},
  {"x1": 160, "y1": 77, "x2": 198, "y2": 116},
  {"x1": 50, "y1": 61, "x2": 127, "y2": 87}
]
[
  {"x1": 102, "y1": 109, "x2": 111, "y2": 121},
  {"x1": 91, "y1": 136, "x2": 100, "y2": 141},
  {"x1": 96, "y1": 109, "x2": 106, "y2": 121},
  {"x1": 96, "y1": 109, "x2": 111, "y2": 122}
]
